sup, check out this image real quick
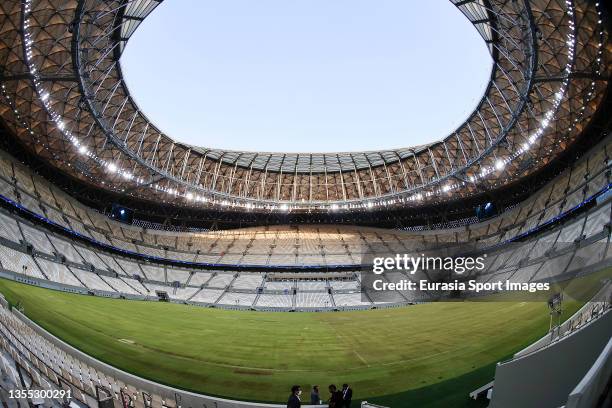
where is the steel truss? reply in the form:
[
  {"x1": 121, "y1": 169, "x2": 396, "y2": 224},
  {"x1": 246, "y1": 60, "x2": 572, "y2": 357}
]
[{"x1": 0, "y1": 0, "x2": 608, "y2": 212}]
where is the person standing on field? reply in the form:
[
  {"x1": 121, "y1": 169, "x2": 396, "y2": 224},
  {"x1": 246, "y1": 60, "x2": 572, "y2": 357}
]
[
  {"x1": 287, "y1": 385, "x2": 302, "y2": 408},
  {"x1": 310, "y1": 385, "x2": 321, "y2": 405},
  {"x1": 327, "y1": 384, "x2": 343, "y2": 408},
  {"x1": 341, "y1": 384, "x2": 353, "y2": 408}
]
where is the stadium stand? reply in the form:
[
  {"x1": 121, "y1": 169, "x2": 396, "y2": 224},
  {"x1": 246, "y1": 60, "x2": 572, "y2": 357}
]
[
  {"x1": 0, "y1": 133, "x2": 606, "y2": 310},
  {"x1": 0, "y1": 136, "x2": 609, "y2": 270},
  {"x1": 0, "y1": 208, "x2": 609, "y2": 309},
  {"x1": 0, "y1": 170, "x2": 610, "y2": 309}
]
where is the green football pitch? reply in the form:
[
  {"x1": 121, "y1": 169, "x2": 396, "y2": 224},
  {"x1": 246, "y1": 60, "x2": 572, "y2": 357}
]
[{"x1": 0, "y1": 278, "x2": 591, "y2": 407}]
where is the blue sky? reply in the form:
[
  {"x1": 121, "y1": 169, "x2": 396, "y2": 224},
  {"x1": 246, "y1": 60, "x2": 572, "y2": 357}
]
[{"x1": 121, "y1": 0, "x2": 492, "y2": 152}]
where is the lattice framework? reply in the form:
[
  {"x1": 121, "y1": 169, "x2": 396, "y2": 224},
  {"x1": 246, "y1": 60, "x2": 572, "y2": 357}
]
[{"x1": 0, "y1": 0, "x2": 608, "y2": 212}]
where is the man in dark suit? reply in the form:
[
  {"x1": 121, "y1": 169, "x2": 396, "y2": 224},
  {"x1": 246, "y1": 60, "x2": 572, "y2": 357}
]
[
  {"x1": 341, "y1": 384, "x2": 353, "y2": 408},
  {"x1": 287, "y1": 385, "x2": 302, "y2": 408},
  {"x1": 328, "y1": 384, "x2": 343, "y2": 408}
]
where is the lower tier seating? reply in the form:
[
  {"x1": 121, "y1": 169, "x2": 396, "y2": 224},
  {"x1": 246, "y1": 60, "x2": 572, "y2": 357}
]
[{"x1": 0, "y1": 196, "x2": 609, "y2": 311}]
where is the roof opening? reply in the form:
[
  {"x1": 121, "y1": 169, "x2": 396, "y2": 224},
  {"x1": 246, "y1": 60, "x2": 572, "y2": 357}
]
[{"x1": 121, "y1": 0, "x2": 492, "y2": 152}]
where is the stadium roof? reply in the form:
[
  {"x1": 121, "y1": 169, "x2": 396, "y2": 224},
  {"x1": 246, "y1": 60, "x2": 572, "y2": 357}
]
[{"x1": 0, "y1": 0, "x2": 609, "y2": 212}]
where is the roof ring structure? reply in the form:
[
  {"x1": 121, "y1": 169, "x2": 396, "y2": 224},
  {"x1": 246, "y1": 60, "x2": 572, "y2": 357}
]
[{"x1": 0, "y1": 0, "x2": 608, "y2": 212}]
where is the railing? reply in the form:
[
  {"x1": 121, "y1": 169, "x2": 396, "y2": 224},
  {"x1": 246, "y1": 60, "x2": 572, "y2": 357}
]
[
  {"x1": 513, "y1": 280, "x2": 611, "y2": 359},
  {"x1": 360, "y1": 402, "x2": 390, "y2": 408}
]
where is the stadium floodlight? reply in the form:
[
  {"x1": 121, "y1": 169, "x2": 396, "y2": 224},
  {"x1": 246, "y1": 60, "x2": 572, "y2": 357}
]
[{"x1": 547, "y1": 293, "x2": 564, "y2": 339}]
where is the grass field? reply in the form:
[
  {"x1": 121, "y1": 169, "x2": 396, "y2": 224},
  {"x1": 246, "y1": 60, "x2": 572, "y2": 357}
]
[{"x1": 0, "y1": 278, "x2": 591, "y2": 406}]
